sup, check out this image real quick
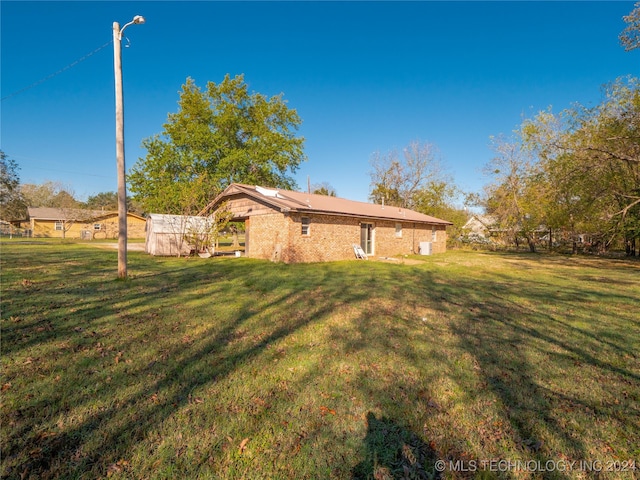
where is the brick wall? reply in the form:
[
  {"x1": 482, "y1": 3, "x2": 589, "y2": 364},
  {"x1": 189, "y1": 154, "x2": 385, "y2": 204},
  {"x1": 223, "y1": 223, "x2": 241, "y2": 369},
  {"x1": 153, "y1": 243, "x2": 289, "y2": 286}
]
[
  {"x1": 353, "y1": 220, "x2": 447, "y2": 257},
  {"x1": 286, "y1": 213, "x2": 360, "y2": 263},
  {"x1": 245, "y1": 211, "x2": 447, "y2": 263},
  {"x1": 247, "y1": 213, "x2": 290, "y2": 261}
]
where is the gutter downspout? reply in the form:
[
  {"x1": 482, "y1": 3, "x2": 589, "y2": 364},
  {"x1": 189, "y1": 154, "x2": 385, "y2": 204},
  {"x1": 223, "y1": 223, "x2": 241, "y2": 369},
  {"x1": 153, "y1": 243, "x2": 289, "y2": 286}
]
[{"x1": 412, "y1": 223, "x2": 416, "y2": 255}]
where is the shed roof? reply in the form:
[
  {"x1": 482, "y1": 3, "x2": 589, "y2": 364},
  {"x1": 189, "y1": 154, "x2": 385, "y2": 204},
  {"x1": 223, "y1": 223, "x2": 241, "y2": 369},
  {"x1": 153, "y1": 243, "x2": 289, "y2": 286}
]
[
  {"x1": 205, "y1": 183, "x2": 452, "y2": 225},
  {"x1": 146, "y1": 213, "x2": 213, "y2": 234}
]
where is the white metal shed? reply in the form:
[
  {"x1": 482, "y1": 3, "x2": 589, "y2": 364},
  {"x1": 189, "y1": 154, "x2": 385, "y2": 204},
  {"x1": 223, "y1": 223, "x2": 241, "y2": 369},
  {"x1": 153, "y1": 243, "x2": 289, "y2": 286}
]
[{"x1": 145, "y1": 213, "x2": 213, "y2": 256}]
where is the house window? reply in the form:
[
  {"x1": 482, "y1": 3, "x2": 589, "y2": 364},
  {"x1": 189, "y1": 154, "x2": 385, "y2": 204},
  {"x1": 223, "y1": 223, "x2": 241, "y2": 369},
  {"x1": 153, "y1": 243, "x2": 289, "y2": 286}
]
[
  {"x1": 301, "y1": 217, "x2": 310, "y2": 235},
  {"x1": 54, "y1": 221, "x2": 63, "y2": 231},
  {"x1": 93, "y1": 224, "x2": 102, "y2": 230},
  {"x1": 395, "y1": 223, "x2": 402, "y2": 238},
  {"x1": 432, "y1": 228, "x2": 437, "y2": 241}
]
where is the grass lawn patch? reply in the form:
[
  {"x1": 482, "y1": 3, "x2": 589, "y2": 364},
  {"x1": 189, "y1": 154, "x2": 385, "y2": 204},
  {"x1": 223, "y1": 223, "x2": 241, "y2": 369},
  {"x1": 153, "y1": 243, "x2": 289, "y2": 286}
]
[{"x1": 1, "y1": 242, "x2": 639, "y2": 479}]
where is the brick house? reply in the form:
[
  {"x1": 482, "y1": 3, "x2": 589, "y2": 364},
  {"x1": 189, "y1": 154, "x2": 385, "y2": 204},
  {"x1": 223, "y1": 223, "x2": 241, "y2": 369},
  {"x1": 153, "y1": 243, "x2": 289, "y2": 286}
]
[
  {"x1": 204, "y1": 184, "x2": 452, "y2": 263},
  {"x1": 25, "y1": 207, "x2": 146, "y2": 239}
]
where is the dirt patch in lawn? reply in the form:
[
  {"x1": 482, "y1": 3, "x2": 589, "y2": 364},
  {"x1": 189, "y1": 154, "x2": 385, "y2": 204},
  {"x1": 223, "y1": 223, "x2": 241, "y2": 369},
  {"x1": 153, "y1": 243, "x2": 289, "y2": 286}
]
[{"x1": 372, "y1": 256, "x2": 426, "y2": 265}]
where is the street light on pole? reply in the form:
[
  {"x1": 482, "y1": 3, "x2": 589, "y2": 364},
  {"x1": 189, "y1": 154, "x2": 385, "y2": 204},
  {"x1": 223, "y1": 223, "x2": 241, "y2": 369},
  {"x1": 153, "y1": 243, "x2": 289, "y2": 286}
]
[{"x1": 113, "y1": 15, "x2": 144, "y2": 279}]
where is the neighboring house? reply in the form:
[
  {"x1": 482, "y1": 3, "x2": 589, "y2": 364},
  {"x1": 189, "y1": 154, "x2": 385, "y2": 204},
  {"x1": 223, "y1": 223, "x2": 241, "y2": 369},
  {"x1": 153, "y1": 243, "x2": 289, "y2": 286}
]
[
  {"x1": 461, "y1": 215, "x2": 498, "y2": 238},
  {"x1": 202, "y1": 183, "x2": 452, "y2": 263},
  {"x1": 25, "y1": 207, "x2": 146, "y2": 239},
  {"x1": 145, "y1": 214, "x2": 214, "y2": 256}
]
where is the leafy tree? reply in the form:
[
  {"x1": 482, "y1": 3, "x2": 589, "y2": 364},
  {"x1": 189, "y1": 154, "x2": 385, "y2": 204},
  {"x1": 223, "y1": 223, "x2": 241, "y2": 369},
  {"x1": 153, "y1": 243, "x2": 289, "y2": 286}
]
[
  {"x1": 522, "y1": 77, "x2": 640, "y2": 254},
  {"x1": 620, "y1": 2, "x2": 640, "y2": 51},
  {"x1": 311, "y1": 182, "x2": 337, "y2": 196},
  {"x1": 368, "y1": 141, "x2": 468, "y2": 242},
  {"x1": 0, "y1": 151, "x2": 27, "y2": 220},
  {"x1": 129, "y1": 74, "x2": 306, "y2": 214},
  {"x1": 519, "y1": 110, "x2": 589, "y2": 251},
  {"x1": 413, "y1": 180, "x2": 458, "y2": 219},
  {"x1": 412, "y1": 179, "x2": 471, "y2": 240},
  {"x1": 368, "y1": 141, "x2": 443, "y2": 209},
  {"x1": 484, "y1": 135, "x2": 543, "y2": 252},
  {"x1": 185, "y1": 204, "x2": 234, "y2": 256},
  {"x1": 84, "y1": 192, "x2": 118, "y2": 211},
  {"x1": 81, "y1": 192, "x2": 145, "y2": 216},
  {"x1": 20, "y1": 181, "x2": 79, "y2": 209},
  {"x1": 52, "y1": 191, "x2": 78, "y2": 209}
]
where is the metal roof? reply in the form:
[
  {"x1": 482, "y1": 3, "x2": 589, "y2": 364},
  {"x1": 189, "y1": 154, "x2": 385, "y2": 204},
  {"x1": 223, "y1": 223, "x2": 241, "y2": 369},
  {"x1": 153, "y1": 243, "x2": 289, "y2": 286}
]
[
  {"x1": 206, "y1": 183, "x2": 452, "y2": 225},
  {"x1": 146, "y1": 213, "x2": 213, "y2": 234}
]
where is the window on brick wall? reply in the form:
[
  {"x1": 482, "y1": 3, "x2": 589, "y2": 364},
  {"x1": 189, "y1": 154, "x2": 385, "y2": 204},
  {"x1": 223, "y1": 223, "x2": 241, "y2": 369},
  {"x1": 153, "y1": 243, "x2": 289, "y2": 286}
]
[
  {"x1": 395, "y1": 223, "x2": 402, "y2": 238},
  {"x1": 301, "y1": 217, "x2": 310, "y2": 235},
  {"x1": 432, "y1": 228, "x2": 437, "y2": 241}
]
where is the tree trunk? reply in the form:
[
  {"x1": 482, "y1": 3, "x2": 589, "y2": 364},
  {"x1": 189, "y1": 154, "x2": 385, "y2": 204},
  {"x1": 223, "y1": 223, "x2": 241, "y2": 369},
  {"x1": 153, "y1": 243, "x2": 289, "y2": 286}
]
[
  {"x1": 526, "y1": 235, "x2": 536, "y2": 253},
  {"x1": 229, "y1": 224, "x2": 239, "y2": 247}
]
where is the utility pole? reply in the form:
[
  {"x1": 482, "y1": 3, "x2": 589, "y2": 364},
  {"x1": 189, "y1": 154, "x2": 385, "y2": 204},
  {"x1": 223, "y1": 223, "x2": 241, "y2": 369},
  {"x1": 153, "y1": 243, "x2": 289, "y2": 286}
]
[{"x1": 113, "y1": 15, "x2": 144, "y2": 279}]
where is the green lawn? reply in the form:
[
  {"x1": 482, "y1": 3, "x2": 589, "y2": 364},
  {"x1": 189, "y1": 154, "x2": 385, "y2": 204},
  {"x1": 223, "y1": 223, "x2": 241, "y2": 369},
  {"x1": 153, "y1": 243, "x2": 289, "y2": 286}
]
[{"x1": 1, "y1": 242, "x2": 638, "y2": 479}]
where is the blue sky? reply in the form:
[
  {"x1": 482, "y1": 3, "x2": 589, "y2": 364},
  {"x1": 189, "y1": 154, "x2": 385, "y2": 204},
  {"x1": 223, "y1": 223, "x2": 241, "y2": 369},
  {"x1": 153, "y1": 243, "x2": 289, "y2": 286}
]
[{"x1": 2, "y1": 1, "x2": 638, "y2": 205}]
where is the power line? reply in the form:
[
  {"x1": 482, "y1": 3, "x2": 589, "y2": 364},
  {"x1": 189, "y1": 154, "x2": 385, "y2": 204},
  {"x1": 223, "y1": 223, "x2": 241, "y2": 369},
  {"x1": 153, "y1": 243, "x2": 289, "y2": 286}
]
[
  {"x1": 1, "y1": 40, "x2": 113, "y2": 102},
  {"x1": 23, "y1": 165, "x2": 113, "y2": 179}
]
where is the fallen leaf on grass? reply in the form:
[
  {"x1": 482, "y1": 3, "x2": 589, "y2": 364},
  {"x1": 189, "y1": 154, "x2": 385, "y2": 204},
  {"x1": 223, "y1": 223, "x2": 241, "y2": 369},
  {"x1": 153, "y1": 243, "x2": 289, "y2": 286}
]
[
  {"x1": 107, "y1": 459, "x2": 130, "y2": 476},
  {"x1": 252, "y1": 397, "x2": 270, "y2": 408},
  {"x1": 319, "y1": 406, "x2": 336, "y2": 416},
  {"x1": 239, "y1": 438, "x2": 250, "y2": 454},
  {"x1": 35, "y1": 431, "x2": 57, "y2": 441},
  {"x1": 1, "y1": 383, "x2": 11, "y2": 391}
]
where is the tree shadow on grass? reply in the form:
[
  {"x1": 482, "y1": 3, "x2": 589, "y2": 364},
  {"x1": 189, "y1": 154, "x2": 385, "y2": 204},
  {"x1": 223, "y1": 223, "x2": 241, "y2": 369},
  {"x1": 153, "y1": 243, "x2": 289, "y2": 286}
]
[
  {"x1": 352, "y1": 412, "x2": 440, "y2": 480},
  {"x1": 433, "y1": 259, "x2": 639, "y2": 478},
  {"x1": 2, "y1": 246, "x2": 638, "y2": 478},
  {"x1": 2, "y1": 249, "x2": 376, "y2": 478}
]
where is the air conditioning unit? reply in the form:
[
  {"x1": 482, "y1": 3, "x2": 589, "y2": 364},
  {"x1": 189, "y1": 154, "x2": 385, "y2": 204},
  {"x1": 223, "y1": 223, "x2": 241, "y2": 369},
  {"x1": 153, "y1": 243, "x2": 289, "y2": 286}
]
[{"x1": 419, "y1": 242, "x2": 432, "y2": 255}]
